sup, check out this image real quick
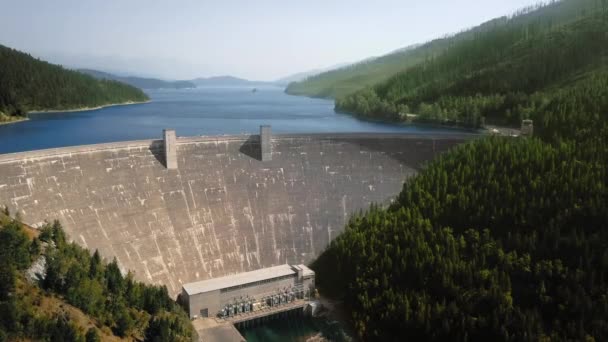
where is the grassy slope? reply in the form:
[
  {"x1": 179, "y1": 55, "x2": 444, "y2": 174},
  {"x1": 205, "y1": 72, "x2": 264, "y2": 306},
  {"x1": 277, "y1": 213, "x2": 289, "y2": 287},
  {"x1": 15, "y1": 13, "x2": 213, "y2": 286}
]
[
  {"x1": 14, "y1": 278, "x2": 126, "y2": 342},
  {"x1": 286, "y1": 0, "x2": 599, "y2": 100}
]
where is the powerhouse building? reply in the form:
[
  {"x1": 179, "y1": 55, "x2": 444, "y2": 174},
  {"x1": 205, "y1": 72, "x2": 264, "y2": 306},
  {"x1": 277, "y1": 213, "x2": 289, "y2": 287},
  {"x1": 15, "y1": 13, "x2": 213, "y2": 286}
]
[{"x1": 181, "y1": 264, "x2": 315, "y2": 319}]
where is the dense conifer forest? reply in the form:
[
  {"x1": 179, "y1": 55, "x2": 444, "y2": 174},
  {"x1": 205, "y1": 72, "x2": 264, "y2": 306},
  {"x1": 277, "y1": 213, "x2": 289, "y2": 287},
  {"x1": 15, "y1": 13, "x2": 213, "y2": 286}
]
[
  {"x1": 334, "y1": 0, "x2": 608, "y2": 129},
  {"x1": 0, "y1": 215, "x2": 193, "y2": 341},
  {"x1": 310, "y1": 3, "x2": 608, "y2": 340},
  {"x1": 314, "y1": 130, "x2": 608, "y2": 340},
  {"x1": 312, "y1": 6, "x2": 608, "y2": 336},
  {"x1": 0, "y1": 44, "x2": 149, "y2": 122}
]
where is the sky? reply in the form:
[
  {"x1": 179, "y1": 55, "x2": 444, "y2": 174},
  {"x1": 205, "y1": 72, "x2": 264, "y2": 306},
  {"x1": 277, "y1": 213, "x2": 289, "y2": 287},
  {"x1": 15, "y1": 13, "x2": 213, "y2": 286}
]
[{"x1": 0, "y1": 0, "x2": 543, "y2": 81}]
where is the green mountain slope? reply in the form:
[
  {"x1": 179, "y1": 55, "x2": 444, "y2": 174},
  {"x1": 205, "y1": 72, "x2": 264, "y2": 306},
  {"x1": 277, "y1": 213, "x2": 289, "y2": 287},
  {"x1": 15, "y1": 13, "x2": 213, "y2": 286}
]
[
  {"x1": 337, "y1": 5, "x2": 608, "y2": 130},
  {"x1": 317, "y1": 84, "x2": 608, "y2": 341},
  {"x1": 313, "y1": 131, "x2": 608, "y2": 340},
  {"x1": 285, "y1": 45, "x2": 425, "y2": 98},
  {"x1": 0, "y1": 45, "x2": 149, "y2": 121},
  {"x1": 79, "y1": 69, "x2": 195, "y2": 90},
  {"x1": 0, "y1": 214, "x2": 194, "y2": 341},
  {"x1": 287, "y1": 0, "x2": 602, "y2": 100},
  {"x1": 309, "y1": 2, "x2": 608, "y2": 340}
]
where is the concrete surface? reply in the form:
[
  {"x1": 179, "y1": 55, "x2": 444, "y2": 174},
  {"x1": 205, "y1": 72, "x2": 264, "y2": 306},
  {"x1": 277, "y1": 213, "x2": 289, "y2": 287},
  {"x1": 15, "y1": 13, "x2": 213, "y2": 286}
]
[
  {"x1": 0, "y1": 133, "x2": 470, "y2": 296},
  {"x1": 192, "y1": 318, "x2": 245, "y2": 342},
  {"x1": 164, "y1": 129, "x2": 178, "y2": 169},
  {"x1": 260, "y1": 126, "x2": 272, "y2": 162}
]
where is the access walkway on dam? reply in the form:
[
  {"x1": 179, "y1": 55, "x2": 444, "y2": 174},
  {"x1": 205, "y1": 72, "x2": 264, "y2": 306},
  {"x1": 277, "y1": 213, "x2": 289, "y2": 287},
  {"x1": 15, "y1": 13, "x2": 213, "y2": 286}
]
[{"x1": 0, "y1": 128, "x2": 475, "y2": 296}]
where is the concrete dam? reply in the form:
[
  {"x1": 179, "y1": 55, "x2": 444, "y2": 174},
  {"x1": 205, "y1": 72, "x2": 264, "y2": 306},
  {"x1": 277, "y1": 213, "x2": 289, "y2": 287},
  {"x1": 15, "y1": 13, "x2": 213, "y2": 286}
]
[{"x1": 0, "y1": 129, "x2": 469, "y2": 296}]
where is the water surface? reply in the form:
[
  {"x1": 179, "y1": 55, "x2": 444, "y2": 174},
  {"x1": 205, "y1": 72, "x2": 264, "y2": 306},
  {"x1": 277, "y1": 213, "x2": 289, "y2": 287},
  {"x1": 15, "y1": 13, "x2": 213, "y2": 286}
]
[
  {"x1": 238, "y1": 315, "x2": 352, "y2": 342},
  {"x1": 0, "y1": 86, "x2": 460, "y2": 154}
]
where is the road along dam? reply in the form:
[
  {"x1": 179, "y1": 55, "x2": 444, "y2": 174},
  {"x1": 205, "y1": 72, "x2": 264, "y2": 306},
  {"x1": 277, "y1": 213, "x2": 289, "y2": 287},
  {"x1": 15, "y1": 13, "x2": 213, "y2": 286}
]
[{"x1": 0, "y1": 128, "x2": 472, "y2": 296}]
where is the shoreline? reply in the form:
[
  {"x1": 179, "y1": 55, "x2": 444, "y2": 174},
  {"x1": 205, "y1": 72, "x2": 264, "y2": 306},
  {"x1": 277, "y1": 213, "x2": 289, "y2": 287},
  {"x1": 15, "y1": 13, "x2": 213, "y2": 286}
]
[
  {"x1": 314, "y1": 294, "x2": 357, "y2": 340},
  {"x1": 0, "y1": 117, "x2": 29, "y2": 126},
  {"x1": 283, "y1": 91, "x2": 486, "y2": 134},
  {"x1": 27, "y1": 100, "x2": 150, "y2": 115},
  {"x1": 335, "y1": 110, "x2": 484, "y2": 134}
]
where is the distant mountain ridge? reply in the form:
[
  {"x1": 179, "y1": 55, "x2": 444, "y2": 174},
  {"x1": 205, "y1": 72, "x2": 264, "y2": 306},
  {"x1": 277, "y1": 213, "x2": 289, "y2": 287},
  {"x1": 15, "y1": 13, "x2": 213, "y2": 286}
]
[
  {"x1": 335, "y1": 0, "x2": 608, "y2": 130},
  {"x1": 286, "y1": 0, "x2": 597, "y2": 99},
  {"x1": 275, "y1": 71, "x2": 322, "y2": 86},
  {"x1": 285, "y1": 42, "x2": 432, "y2": 98},
  {"x1": 79, "y1": 69, "x2": 195, "y2": 90},
  {"x1": 274, "y1": 62, "x2": 351, "y2": 86},
  {"x1": 190, "y1": 75, "x2": 273, "y2": 87}
]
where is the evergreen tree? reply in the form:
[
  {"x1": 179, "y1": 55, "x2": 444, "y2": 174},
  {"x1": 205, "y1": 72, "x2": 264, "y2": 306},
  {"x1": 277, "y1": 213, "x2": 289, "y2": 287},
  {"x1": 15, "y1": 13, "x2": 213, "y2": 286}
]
[
  {"x1": 314, "y1": 133, "x2": 608, "y2": 340},
  {"x1": 0, "y1": 219, "x2": 193, "y2": 341},
  {"x1": 85, "y1": 328, "x2": 100, "y2": 342}
]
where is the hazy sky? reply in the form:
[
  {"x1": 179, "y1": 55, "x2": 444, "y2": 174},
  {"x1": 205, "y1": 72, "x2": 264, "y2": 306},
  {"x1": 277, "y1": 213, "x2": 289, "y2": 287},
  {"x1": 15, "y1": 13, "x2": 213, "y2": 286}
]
[{"x1": 0, "y1": 0, "x2": 542, "y2": 81}]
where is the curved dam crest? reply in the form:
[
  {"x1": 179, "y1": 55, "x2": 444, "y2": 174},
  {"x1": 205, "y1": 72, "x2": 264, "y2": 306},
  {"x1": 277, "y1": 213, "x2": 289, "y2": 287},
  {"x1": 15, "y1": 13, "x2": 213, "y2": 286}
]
[{"x1": 0, "y1": 132, "x2": 470, "y2": 296}]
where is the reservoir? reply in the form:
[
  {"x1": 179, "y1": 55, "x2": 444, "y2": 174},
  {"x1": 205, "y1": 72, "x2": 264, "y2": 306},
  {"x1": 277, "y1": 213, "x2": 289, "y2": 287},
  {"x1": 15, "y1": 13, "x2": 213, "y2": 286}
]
[{"x1": 0, "y1": 86, "x2": 460, "y2": 154}]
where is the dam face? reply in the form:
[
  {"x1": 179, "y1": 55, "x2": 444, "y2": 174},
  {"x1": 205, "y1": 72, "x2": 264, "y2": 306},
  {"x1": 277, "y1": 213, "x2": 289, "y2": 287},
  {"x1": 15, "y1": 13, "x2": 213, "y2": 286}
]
[{"x1": 0, "y1": 133, "x2": 467, "y2": 296}]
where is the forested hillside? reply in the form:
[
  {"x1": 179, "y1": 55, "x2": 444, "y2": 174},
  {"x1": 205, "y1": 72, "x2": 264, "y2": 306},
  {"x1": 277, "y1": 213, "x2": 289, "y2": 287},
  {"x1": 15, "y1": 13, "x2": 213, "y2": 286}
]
[
  {"x1": 0, "y1": 45, "x2": 149, "y2": 122},
  {"x1": 311, "y1": 3, "x2": 608, "y2": 337},
  {"x1": 311, "y1": 3, "x2": 608, "y2": 340},
  {"x1": 286, "y1": 0, "x2": 601, "y2": 100},
  {"x1": 79, "y1": 69, "x2": 195, "y2": 90},
  {"x1": 336, "y1": 0, "x2": 608, "y2": 129},
  {"x1": 313, "y1": 129, "x2": 608, "y2": 340},
  {"x1": 0, "y1": 214, "x2": 193, "y2": 341}
]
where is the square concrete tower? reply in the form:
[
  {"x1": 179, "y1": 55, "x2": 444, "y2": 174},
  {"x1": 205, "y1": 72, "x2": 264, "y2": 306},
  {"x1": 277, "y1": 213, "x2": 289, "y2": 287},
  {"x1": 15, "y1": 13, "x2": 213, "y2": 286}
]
[
  {"x1": 521, "y1": 119, "x2": 534, "y2": 137},
  {"x1": 260, "y1": 125, "x2": 272, "y2": 161},
  {"x1": 163, "y1": 129, "x2": 178, "y2": 169}
]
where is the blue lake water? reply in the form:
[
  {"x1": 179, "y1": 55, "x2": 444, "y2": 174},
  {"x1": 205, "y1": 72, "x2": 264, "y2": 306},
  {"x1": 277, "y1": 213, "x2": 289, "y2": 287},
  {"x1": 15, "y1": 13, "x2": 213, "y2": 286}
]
[{"x1": 0, "y1": 86, "x2": 461, "y2": 154}]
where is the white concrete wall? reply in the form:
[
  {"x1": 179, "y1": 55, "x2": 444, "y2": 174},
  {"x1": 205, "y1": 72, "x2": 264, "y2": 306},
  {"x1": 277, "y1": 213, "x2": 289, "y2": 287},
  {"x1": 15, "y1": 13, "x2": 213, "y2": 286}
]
[{"x1": 0, "y1": 133, "x2": 467, "y2": 296}]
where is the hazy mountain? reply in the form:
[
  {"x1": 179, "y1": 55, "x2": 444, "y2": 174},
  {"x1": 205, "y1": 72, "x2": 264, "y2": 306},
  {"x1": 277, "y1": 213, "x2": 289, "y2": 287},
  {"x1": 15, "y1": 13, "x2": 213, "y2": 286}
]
[
  {"x1": 275, "y1": 70, "x2": 323, "y2": 86},
  {"x1": 284, "y1": 44, "x2": 427, "y2": 98},
  {"x1": 288, "y1": 0, "x2": 604, "y2": 100},
  {"x1": 275, "y1": 62, "x2": 352, "y2": 86},
  {"x1": 190, "y1": 75, "x2": 273, "y2": 87},
  {"x1": 79, "y1": 69, "x2": 195, "y2": 90}
]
